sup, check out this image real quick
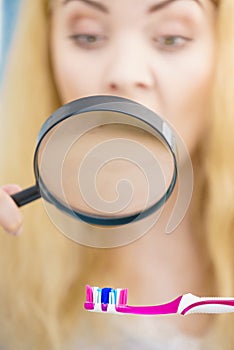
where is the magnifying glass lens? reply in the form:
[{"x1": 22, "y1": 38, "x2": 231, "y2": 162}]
[
  {"x1": 37, "y1": 110, "x2": 174, "y2": 223},
  {"x1": 11, "y1": 96, "x2": 178, "y2": 247}
]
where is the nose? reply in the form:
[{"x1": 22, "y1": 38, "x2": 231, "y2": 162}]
[{"x1": 104, "y1": 39, "x2": 155, "y2": 94}]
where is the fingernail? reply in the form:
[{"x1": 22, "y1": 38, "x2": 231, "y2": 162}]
[{"x1": 12, "y1": 227, "x2": 23, "y2": 236}]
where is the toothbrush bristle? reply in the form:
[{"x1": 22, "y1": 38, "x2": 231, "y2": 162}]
[
  {"x1": 86, "y1": 285, "x2": 93, "y2": 303},
  {"x1": 119, "y1": 288, "x2": 128, "y2": 305},
  {"x1": 101, "y1": 288, "x2": 112, "y2": 304},
  {"x1": 84, "y1": 285, "x2": 128, "y2": 312}
]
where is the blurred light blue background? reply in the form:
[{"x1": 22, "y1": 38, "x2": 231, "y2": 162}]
[{"x1": 1, "y1": 0, "x2": 21, "y2": 80}]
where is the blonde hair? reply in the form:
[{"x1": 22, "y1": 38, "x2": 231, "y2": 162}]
[
  {"x1": 1, "y1": 0, "x2": 234, "y2": 348},
  {"x1": 0, "y1": 0, "x2": 99, "y2": 348},
  {"x1": 204, "y1": 0, "x2": 234, "y2": 346}
]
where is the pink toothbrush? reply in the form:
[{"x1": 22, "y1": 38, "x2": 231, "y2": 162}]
[{"x1": 84, "y1": 285, "x2": 234, "y2": 315}]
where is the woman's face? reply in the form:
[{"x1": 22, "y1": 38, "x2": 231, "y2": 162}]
[{"x1": 50, "y1": 0, "x2": 216, "y2": 155}]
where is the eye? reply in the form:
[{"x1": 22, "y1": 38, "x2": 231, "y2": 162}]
[
  {"x1": 153, "y1": 35, "x2": 193, "y2": 51},
  {"x1": 69, "y1": 33, "x2": 107, "y2": 49}
]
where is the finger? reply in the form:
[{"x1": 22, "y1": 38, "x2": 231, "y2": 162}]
[
  {"x1": 1, "y1": 184, "x2": 22, "y2": 196},
  {"x1": 0, "y1": 188, "x2": 23, "y2": 235}
]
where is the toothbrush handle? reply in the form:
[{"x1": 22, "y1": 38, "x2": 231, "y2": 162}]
[
  {"x1": 178, "y1": 294, "x2": 234, "y2": 315},
  {"x1": 115, "y1": 296, "x2": 183, "y2": 315}
]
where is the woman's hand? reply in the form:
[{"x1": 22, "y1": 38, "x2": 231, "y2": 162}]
[{"x1": 0, "y1": 185, "x2": 23, "y2": 235}]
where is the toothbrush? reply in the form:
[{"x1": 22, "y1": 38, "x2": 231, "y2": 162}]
[{"x1": 84, "y1": 285, "x2": 234, "y2": 316}]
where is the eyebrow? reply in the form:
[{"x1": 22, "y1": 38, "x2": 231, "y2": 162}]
[
  {"x1": 148, "y1": 0, "x2": 203, "y2": 13},
  {"x1": 62, "y1": 0, "x2": 109, "y2": 13}
]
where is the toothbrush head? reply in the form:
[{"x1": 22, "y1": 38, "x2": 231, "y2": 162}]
[
  {"x1": 84, "y1": 285, "x2": 128, "y2": 313},
  {"x1": 84, "y1": 285, "x2": 184, "y2": 316}
]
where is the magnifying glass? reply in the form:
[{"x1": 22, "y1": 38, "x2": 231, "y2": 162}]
[{"x1": 11, "y1": 95, "x2": 177, "y2": 234}]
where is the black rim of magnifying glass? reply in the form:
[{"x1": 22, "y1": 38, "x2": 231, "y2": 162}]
[{"x1": 34, "y1": 95, "x2": 178, "y2": 226}]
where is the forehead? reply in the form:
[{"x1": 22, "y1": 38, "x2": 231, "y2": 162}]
[
  {"x1": 56, "y1": 0, "x2": 215, "y2": 10},
  {"x1": 53, "y1": 0, "x2": 218, "y2": 18},
  {"x1": 54, "y1": 0, "x2": 218, "y2": 21},
  {"x1": 52, "y1": 0, "x2": 217, "y2": 25},
  {"x1": 60, "y1": 0, "x2": 196, "y2": 8}
]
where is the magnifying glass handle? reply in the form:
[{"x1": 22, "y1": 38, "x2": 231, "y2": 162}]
[{"x1": 11, "y1": 185, "x2": 41, "y2": 207}]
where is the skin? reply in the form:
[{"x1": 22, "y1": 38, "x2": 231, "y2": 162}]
[
  {"x1": 0, "y1": 184, "x2": 23, "y2": 235},
  {"x1": 50, "y1": 0, "x2": 216, "y2": 154},
  {"x1": 1, "y1": 0, "x2": 216, "y2": 231},
  {"x1": 49, "y1": 0, "x2": 217, "y2": 336},
  {"x1": 1, "y1": 0, "x2": 217, "y2": 338}
]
